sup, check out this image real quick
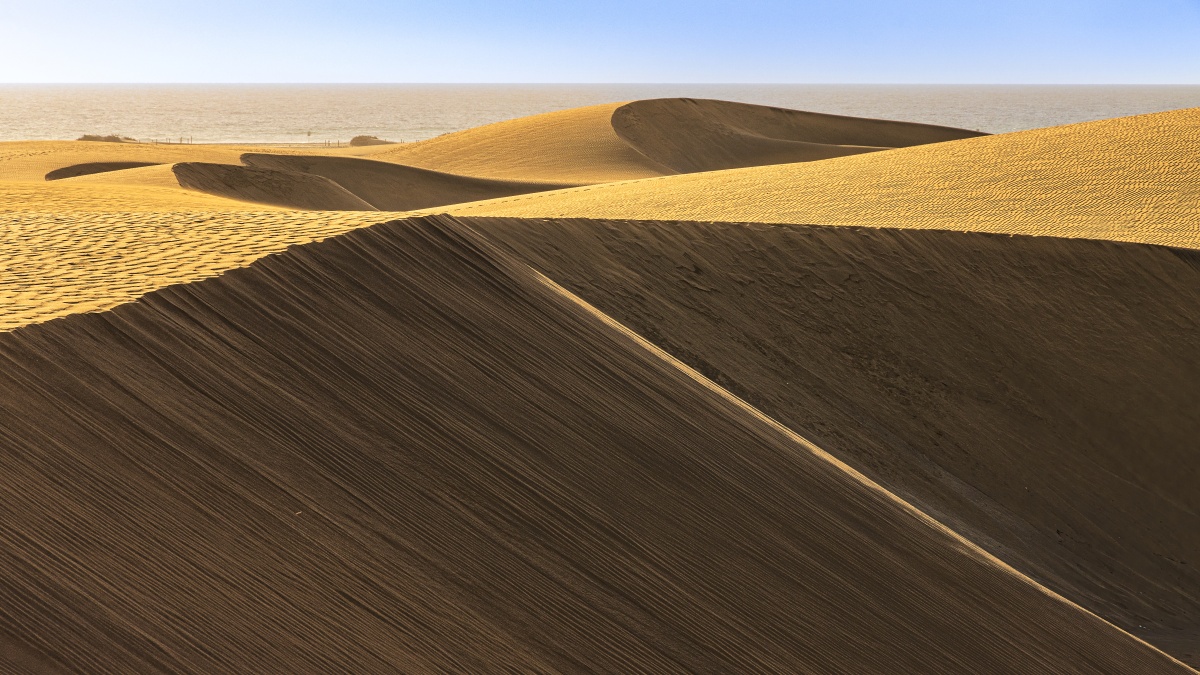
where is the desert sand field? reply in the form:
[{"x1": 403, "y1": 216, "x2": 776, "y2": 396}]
[
  {"x1": 0, "y1": 98, "x2": 1196, "y2": 672},
  {"x1": 451, "y1": 106, "x2": 1200, "y2": 249}
]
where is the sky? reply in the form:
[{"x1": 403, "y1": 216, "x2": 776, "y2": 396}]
[{"x1": 0, "y1": 0, "x2": 1197, "y2": 83}]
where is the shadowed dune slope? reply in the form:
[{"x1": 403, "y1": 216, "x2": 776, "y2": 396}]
[
  {"x1": 478, "y1": 216, "x2": 1200, "y2": 665},
  {"x1": 451, "y1": 107, "x2": 1200, "y2": 249},
  {"x1": 0, "y1": 214, "x2": 1184, "y2": 673},
  {"x1": 611, "y1": 98, "x2": 986, "y2": 172},
  {"x1": 355, "y1": 102, "x2": 674, "y2": 183},
  {"x1": 242, "y1": 153, "x2": 573, "y2": 211},
  {"x1": 172, "y1": 162, "x2": 378, "y2": 211},
  {"x1": 44, "y1": 161, "x2": 161, "y2": 180}
]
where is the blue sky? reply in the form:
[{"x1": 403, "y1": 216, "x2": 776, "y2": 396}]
[{"x1": 1, "y1": 0, "x2": 1197, "y2": 83}]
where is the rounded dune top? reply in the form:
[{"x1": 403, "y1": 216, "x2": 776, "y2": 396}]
[
  {"x1": 449, "y1": 107, "x2": 1200, "y2": 249},
  {"x1": 355, "y1": 98, "x2": 983, "y2": 183},
  {"x1": 355, "y1": 102, "x2": 674, "y2": 183}
]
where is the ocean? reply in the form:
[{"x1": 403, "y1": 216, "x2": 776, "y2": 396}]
[{"x1": 2, "y1": 84, "x2": 1199, "y2": 144}]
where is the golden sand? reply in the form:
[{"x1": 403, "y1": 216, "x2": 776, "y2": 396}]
[
  {"x1": 0, "y1": 208, "x2": 379, "y2": 330},
  {"x1": 448, "y1": 107, "x2": 1200, "y2": 249},
  {"x1": 353, "y1": 102, "x2": 674, "y2": 183}
]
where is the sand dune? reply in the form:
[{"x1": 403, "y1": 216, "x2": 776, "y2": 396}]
[
  {"x1": 611, "y1": 98, "x2": 985, "y2": 172},
  {"x1": 352, "y1": 102, "x2": 674, "y2": 183},
  {"x1": 172, "y1": 161, "x2": 379, "y2": 211},
  {"x1": 44, "y1": 161, "x2": 162, "y2": 180},
  {"x1": 482, "y1": 215, "x2": 1200, "y2": 664},
  {"x1": 0, "y1": 214, "x2": 1185, "y2": 672},
  {"x1": 242, "y1": 153, "x2": 572, "y2": 210},
  {"x1": 451, "y1": 107, "x2": 1200, "y2": 249},
  {"x1": 0, "y1": 140, "x2": 273, "y2": 182},
  {"x1": 357, "y1": 98, "x2": 981, "y2": 183},
  {"x1": 50, "y1": 160, "x2": 379, "y2": 211}
]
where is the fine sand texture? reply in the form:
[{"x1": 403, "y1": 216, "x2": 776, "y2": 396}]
[
  {"x1": 480, "y1": 216, "x2": 1200, "y2": 664},
  {"x1": 0, "y1": 214, "x2": 1186, "y2": 673},
  {"x1": 355, "y1": 99, "x2": 982, "y2": 183},
  {"x1": 449, "y1": 107, "x2": 1200, "y2": 249}
]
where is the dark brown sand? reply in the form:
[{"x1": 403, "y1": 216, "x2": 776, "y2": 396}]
[
  {"x1": 44, "y1": 161, "x2": 161, "y2": 181},
  {"x1": 480, "y1": 216, "x2": 1200, "y2": 666},
  {"x1": 0, "y1": 215, "x2": 1185, "y2": 672},
  {"x1": 611, "y1": 98, "x2": 986, "y2": 172},
  {"x1": 242, "y1": 154, "x2": 573, "y2": 211},
  {"x1": 172, "y1": 162, "x2": 377, "y2": 211}
]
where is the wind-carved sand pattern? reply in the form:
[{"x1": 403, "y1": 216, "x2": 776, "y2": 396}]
[{"x1": 0, "y1": 210, "x2": 380, "y2": 329}]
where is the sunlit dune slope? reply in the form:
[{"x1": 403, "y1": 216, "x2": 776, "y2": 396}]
[
  {"x1": 0, "y1": 176, "x2": 259, "y2": 212},
  {"x1": 0, "y1": 172, "x2": 387, "y2": 329},
  {"x1": 481, "y1": 215, "x2": 1200, "y2": 665},
  {"x1": 355, "y1": 99, "x2": 983, "y2": 183},
  {"x1": 452, "y1": 107, "x2": 1200, "y2": 249},
  {"x1": 0, "y1": 214, "x2": 1184, "y2": 673},
  {"x1": 243, "y1": 153, "x2": 572, "y2": 210},
  {"x1": 611, "y1": 98, "x2": 985, "y2": 172},
  {"x1": 354, "y1": 102, "x2": 674, "y2": 183}
]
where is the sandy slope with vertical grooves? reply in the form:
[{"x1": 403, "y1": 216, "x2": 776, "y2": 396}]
[
  {"x1": 479, "y1": 215, "x2": 1200, "y2": 665},
  {"x1": 0, "y1": 214, "x2": 1185, "y2": 673},
  {"x1": 448, "y1": 107, "x2": 1200, "y2": 249}
]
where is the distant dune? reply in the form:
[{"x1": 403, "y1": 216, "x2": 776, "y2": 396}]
[
  {"x1": 0, "y1": 99, "x2": 984, "y2": 212},
  {"x1": 356, "y1": 98, "x2": 984, "y2": 182},
  {"x1": 611, "y1": 98, "x2": 985, "y2": 172},
  {"x1": 0, "y1": 215, "x2": 1184, "y2": 672},
  {"x1": 450, "y1": 107, "x2": 1200, "y2": 249}
]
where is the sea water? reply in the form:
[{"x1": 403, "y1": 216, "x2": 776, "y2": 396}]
[{"x1": 2, "y1": 84, "x2": 1199, "y2": 144}]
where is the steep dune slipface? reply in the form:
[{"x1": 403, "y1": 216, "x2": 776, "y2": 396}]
[
  {"x1": 354, "y1": 102, "x2": 677, "y2": 183},
  {"x1": 172, "y1": 162, "x2": 378, "y2": 211},
  {"x1": 451, "y1": 107, "x2": 1200, "y2": 249},
  {"x1": 242, "y1": 153, "x2": 572, "y2": 210},
  {"x1": 479, "y1": 216, "x2": 1200, "y2": 665},
  {"x1": 611, "y1": 98, "x2": 985, "y2": 172},
  {"x1": 0, "y1": 215, "x2": 1184, "y2": 672}
]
